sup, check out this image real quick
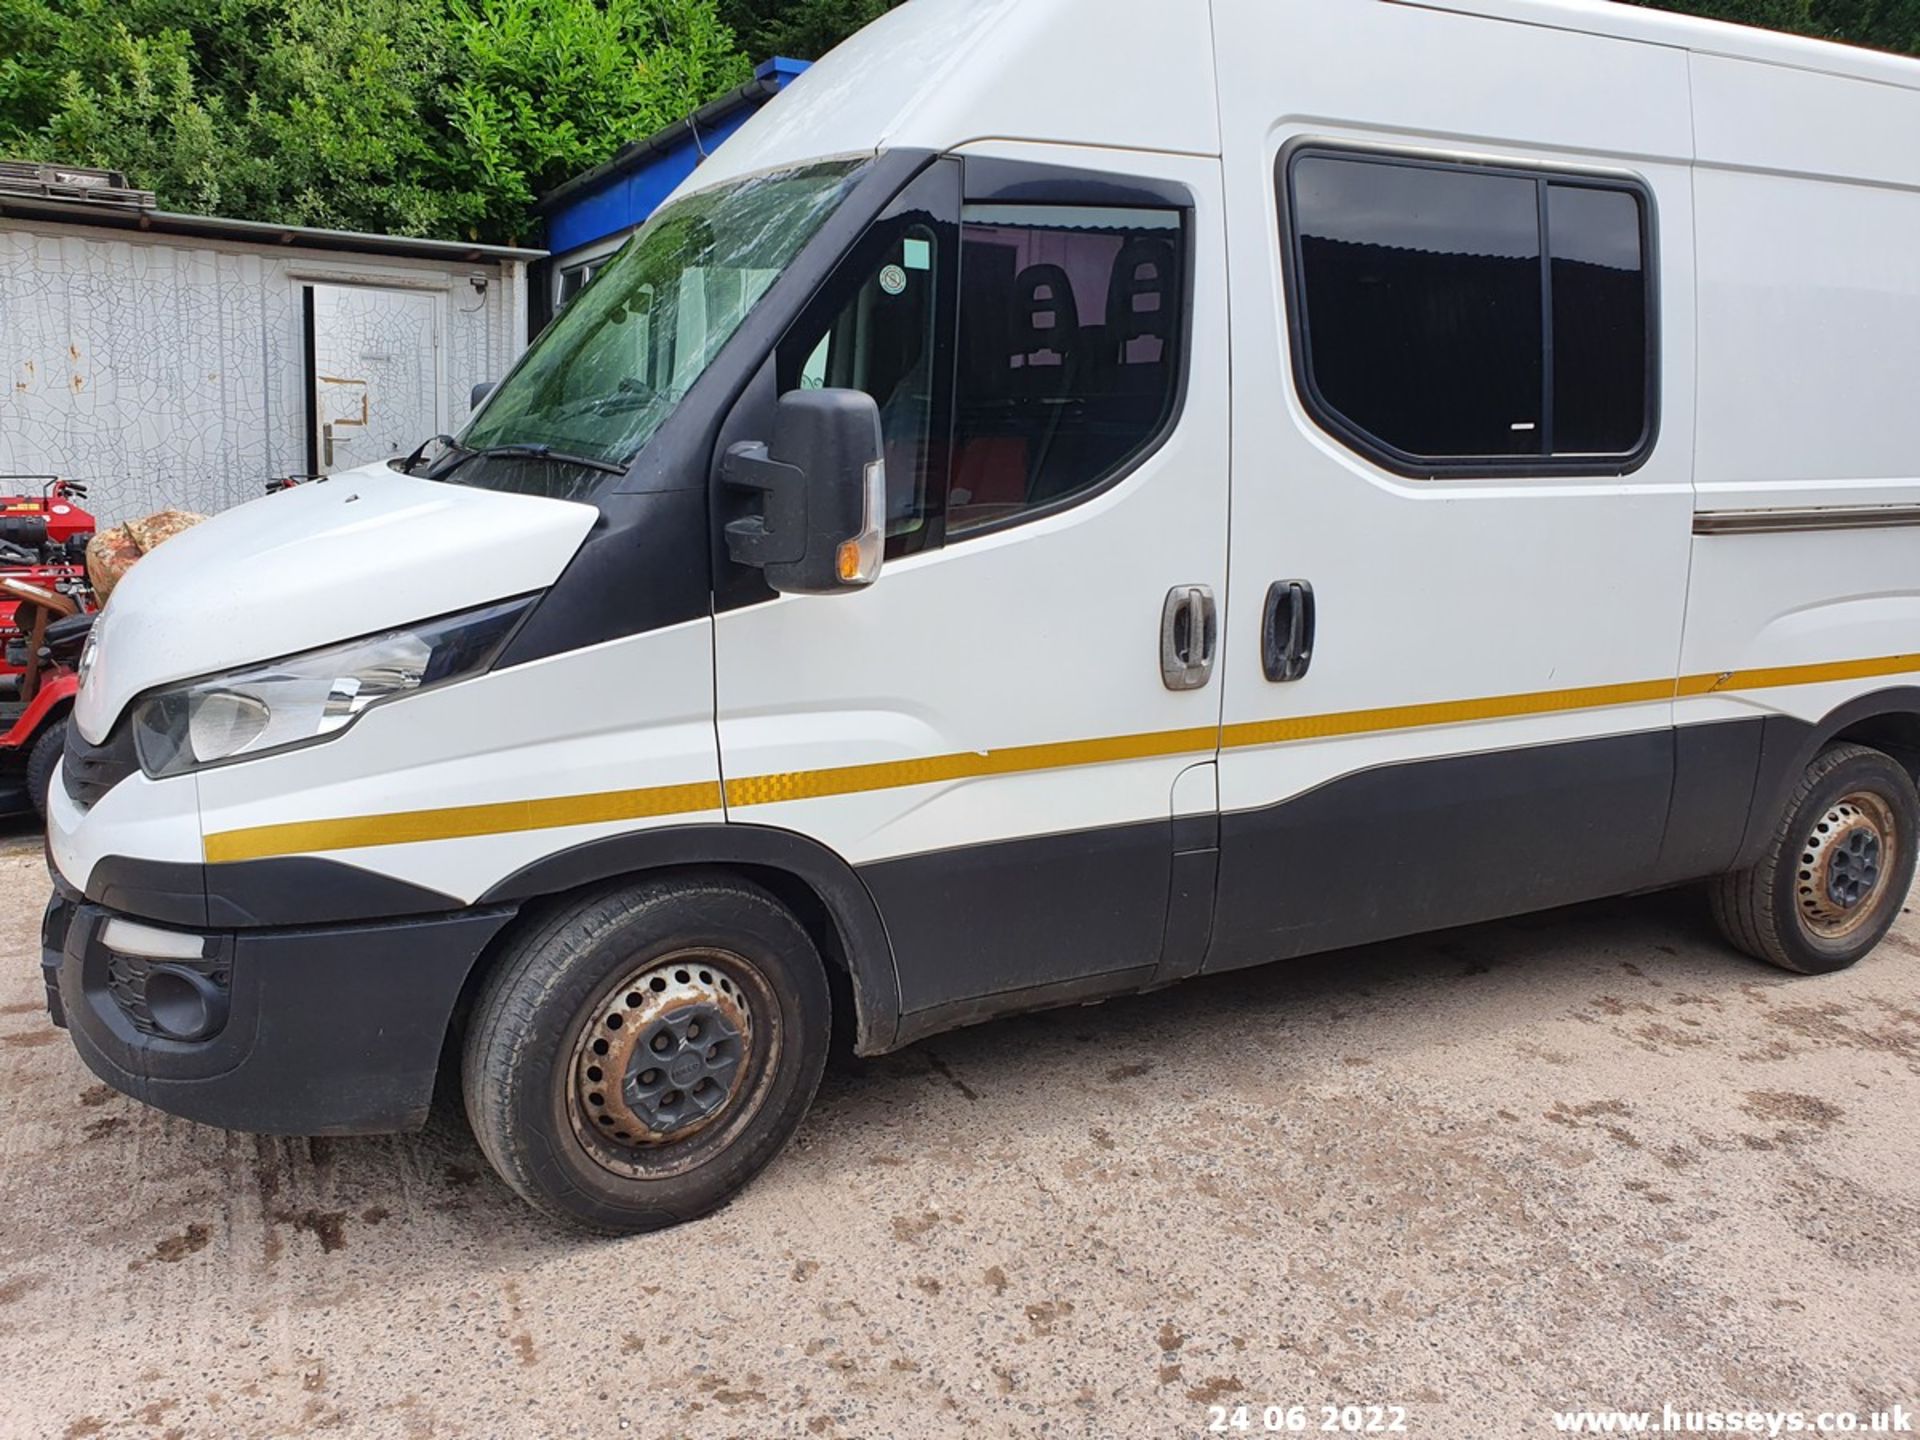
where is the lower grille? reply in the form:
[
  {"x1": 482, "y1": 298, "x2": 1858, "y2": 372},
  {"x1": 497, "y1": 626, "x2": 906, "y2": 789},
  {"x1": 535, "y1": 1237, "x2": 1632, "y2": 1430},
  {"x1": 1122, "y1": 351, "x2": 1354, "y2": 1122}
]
[
  {"x1": 62, "y1": 719, "x2": 139, "y2": 809},
  {"x1": 105, "y1": 953, "x2": 229, "y2": 1036}
]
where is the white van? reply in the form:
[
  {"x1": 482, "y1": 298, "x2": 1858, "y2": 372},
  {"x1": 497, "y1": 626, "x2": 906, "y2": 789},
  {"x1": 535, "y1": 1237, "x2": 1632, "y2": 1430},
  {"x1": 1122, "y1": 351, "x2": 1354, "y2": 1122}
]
[{"x1": 41, "y1": 0, "x2": 1920, "y2": 1229}]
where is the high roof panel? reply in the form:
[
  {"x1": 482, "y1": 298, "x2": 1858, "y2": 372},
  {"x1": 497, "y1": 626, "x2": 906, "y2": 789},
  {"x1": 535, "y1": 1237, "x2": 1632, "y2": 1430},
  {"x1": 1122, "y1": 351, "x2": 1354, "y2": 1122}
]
[
  {"x1": 1394, "y1": 0, "x2": 1920, "y2": 90},
  {"x1": 674, "y1": 0, "x2": 1220, "y2": 200}
]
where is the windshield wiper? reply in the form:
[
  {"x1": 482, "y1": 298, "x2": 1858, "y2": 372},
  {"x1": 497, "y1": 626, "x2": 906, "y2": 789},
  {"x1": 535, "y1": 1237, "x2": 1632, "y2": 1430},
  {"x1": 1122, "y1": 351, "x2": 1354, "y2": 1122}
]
[
  {"x1": 399, "y1": 433, "x2": 459, "y2": 475},
  {"x1": 430, "y1": 442, "x2": 627, "y2": 481}
]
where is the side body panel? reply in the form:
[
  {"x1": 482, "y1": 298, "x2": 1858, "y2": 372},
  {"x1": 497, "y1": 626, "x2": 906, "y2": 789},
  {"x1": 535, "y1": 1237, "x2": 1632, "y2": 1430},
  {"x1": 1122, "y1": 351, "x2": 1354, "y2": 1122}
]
[
  {"x1": 1205, "y1": 0, "x2": 1701, "y2": 969},
  {"x1": 191, "y1": 619, "x2": 724, "y2": 903},
  {"x1": 1678, "y1": 53, "x2": 1920, "y2": 781},
  {"x1": 712, "y1": 142, "x2": 1233, "y2": 1025}
]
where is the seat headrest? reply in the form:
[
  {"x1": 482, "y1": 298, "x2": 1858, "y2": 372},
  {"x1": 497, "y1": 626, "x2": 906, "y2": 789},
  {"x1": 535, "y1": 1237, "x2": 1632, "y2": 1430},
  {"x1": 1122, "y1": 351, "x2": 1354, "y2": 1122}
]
[
  {"x1": 1106, "y1": 237, "x2": 1178, "y2": 344},
  {"x1": 1014, "y1": 264, "x2": 1079, "y2": 357}
]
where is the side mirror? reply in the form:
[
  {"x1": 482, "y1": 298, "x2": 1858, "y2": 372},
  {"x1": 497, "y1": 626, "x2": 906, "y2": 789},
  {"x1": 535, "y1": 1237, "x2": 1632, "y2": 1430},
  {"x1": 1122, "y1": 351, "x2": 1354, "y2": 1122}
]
[
  {"x1": 470, "y1": 380, "x2": 496, "y2": 409},
  {"x1": 722, "y1": 388, "x2": 885, "y2": 595}
]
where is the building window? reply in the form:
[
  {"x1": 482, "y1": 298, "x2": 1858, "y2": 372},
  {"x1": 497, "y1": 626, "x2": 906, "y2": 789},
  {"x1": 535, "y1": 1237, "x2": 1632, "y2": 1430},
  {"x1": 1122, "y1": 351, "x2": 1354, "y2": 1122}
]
[
  {"x1": 1283, "y1": 149, "x2": 1654, "y2": 476},
  {"x1": 555, "y1": 256, "x2": 613, "y2": 312}
]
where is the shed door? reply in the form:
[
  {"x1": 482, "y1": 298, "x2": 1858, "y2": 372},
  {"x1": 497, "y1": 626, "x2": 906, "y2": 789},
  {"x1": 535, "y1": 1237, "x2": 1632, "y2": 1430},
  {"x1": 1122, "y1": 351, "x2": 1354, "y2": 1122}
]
[{"x1": 306, "y1": 283, "x2": 444, "y2": 475}]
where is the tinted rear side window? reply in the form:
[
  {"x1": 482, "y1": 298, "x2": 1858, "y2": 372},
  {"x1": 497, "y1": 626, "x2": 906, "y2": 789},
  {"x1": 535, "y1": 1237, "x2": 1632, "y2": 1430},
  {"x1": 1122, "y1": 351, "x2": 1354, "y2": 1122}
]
[
  {"x1": 1284, "y1": 150, "x2": 1655, "y2": 475},
  {"x1": 1292, "y1": 157, "x2": 1542, "y2": 459},
  {"x1": 1548, "y1": 184, "x2": 1648, "y2": 455}
]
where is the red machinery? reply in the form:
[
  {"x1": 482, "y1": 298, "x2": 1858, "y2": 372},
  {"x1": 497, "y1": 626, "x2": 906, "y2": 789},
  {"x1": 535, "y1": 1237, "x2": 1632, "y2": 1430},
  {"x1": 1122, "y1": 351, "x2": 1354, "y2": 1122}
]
[
  {"x1": 0, "y1": 476, "x2": 98, "y2": 817},
  {"x1": 0, "y1": 477, "x2": 95, "y2": 622}
]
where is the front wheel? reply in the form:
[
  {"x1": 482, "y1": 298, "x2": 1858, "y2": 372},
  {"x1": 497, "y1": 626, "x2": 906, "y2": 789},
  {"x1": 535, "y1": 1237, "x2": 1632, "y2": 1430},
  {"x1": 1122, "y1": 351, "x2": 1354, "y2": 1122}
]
[
  {"x1": 1709, "y1": 742, "x2": 1918, "y2": 975},
  {"x1": 462, "y1": 875, "x2": 832, "y2": 1231}
]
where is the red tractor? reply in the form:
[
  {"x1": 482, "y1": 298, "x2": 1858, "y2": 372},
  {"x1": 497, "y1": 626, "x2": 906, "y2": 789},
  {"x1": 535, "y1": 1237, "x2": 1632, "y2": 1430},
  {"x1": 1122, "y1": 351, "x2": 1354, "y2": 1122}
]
[{"x1": 0, "y1": 477, "x2": 98, "y2": 818}]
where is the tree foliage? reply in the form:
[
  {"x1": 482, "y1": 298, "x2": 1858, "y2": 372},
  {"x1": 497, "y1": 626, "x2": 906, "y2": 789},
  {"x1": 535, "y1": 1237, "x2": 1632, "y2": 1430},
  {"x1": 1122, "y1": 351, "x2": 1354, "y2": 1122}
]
[
  {"x1": 2, "y1": 0, "x2": 1916, "y2": 245},
  {"x1": 714, "y1": 0, "x2": 896, "y2": 60},
  {"x1": 441, "y1": 0, "x2": 746, "y2": 238},
  {"x1": 0, "y1": 0, "x2": 748, "y2": 242},
  {"x1": 1626, "y1": 0, "x2": 1920, "y2": 54}
]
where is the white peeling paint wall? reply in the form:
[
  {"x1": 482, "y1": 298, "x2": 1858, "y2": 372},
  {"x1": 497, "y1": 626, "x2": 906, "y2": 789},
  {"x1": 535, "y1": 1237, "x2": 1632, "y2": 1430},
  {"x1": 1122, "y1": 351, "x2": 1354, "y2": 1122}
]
[{"x1": 0, "y1": 219, "x2": 528, "y2": 527}]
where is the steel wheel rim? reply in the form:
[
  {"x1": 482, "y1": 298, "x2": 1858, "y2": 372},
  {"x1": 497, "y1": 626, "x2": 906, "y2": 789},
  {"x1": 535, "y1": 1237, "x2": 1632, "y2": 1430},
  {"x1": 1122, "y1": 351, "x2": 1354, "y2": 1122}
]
[
  {"x1": 1796, "y1": 789, "x2": 1898, "y2": 942},
  {"x1": 564, "y1": 947, "x2": 778, "y2": 1180}
]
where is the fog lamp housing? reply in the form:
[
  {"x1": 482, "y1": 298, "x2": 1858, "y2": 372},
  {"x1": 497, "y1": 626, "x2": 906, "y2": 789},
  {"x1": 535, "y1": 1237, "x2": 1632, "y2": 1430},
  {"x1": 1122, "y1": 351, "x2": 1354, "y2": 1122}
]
[
  {"x1": 99, "y1": 920, "x2": 231, "y2": 1042},
  {"x1": 143, "y1": 964, "x2": 230, "y2": 1042}
]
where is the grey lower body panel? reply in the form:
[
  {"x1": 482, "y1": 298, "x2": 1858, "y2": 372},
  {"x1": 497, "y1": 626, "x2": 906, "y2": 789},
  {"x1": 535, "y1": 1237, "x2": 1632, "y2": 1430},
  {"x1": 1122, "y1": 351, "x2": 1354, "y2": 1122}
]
[{"x1": 863, "y1": 720, "x2": 1775, "y2": 1046}]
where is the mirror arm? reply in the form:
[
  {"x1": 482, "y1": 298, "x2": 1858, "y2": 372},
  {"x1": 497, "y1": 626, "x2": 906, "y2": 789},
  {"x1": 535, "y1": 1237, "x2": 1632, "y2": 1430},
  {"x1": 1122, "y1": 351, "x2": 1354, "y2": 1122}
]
[{"x1": 721, "y1": 442, "x2": 809, "y2": 568}]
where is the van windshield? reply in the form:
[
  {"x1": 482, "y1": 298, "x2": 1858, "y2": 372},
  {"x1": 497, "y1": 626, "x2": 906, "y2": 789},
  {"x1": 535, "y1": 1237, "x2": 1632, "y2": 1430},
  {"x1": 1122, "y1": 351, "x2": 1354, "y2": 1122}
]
[{"x1": 447, "y1": 158, "x2": 869, "y2": 495}]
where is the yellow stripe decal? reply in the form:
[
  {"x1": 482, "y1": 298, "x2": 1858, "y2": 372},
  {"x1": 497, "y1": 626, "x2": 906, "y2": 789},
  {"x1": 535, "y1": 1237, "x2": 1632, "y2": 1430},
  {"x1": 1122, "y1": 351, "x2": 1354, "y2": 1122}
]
[
  {"x1": 1219, "y1": 674, "x2": 1680, "y2": 751},
  {"x1": 199, "y1": 651, "x2": 1920, "y2": 864},
  {"x1": 201, "y1": 780, "x2": 724, "y2": 864},
  {"x1": 1676, "y1": 651, "x2": 1920, "y2": 698},
  {"x1": 722, "y1": 725, "x2": 1221, "y2": 808}
]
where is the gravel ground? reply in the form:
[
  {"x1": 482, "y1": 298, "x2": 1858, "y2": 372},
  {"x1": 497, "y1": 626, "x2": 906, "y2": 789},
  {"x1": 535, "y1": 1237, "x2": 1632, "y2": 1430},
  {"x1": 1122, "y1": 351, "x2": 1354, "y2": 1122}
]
[{"x1": 2, "y1": 823, "x2": 1919, "y2": 1439}]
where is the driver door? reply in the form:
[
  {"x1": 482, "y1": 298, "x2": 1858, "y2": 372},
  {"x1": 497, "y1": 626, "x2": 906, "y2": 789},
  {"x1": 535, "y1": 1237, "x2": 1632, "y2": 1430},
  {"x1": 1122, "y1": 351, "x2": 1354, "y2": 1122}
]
[{"x1": 711, "y1": 150, "x2": 1232, "y2": 1034}]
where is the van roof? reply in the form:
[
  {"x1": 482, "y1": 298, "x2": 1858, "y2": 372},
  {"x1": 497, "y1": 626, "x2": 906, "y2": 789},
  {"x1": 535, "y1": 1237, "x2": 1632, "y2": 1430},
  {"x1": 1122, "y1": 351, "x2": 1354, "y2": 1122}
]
[
  {"x1": 667, "y1": 0, "x2": 1223, "y2": 198},
  {"x1": 1405, "y1": 0, "x2": 1920, "y2": 92},
  {"x1": 677, "y1": 0, "x2": 1920, "y2": 204}
]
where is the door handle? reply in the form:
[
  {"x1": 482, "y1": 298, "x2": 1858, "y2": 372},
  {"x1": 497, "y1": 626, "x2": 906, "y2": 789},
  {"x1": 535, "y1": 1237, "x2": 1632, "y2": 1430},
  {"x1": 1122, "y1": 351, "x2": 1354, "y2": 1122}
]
[
  {"x1": 1160, "y1": 584, "x2": 1216, "y2": 691},
  {"x1": 1261, "y1": 580, "x2": 1314, "y2": 682}
]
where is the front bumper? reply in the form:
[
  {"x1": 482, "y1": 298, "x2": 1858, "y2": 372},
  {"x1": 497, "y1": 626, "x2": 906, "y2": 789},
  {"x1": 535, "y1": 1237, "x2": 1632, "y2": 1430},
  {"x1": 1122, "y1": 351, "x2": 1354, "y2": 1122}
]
[{"x1": 43, "y1": 882, "x2": 516, "y2": 1135}]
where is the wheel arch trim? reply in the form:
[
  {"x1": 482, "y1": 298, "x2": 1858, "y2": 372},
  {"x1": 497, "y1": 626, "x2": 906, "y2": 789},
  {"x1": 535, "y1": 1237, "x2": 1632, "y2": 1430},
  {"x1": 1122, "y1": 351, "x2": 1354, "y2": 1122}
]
[
  {"x1": 478, "y1": 823, "x2": 903, "y2": 1054},
  {"x1": 1737, "y1": 686, "x2": 1920, "y2": 870}
]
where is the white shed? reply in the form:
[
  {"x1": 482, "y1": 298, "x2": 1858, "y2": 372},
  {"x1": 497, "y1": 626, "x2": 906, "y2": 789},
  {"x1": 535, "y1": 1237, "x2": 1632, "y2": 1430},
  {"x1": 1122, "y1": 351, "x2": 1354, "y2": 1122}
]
[{"x1": 0, "y1": 165, "x2": 541, "y2": 526}]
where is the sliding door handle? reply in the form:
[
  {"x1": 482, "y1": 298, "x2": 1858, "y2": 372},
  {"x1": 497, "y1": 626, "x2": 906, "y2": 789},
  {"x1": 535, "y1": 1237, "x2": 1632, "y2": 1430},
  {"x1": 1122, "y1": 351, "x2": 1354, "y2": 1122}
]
[{"x1": 1261, "y1": 580, "x2": 1314, "y2": 682}]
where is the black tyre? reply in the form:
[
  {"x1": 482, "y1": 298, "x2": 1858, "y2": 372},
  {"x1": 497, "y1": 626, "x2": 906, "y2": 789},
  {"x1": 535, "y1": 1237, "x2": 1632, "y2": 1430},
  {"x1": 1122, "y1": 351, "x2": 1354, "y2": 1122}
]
[
  {"x1": 462, "y1": 873, "x2": 832, "y2": 1231},
  {"x1": 26, "y1": 716, "x2": 67, "y2": 821},
  {"x1": 1709, "y1": 742, "x2": 1918, "y2": 974}
]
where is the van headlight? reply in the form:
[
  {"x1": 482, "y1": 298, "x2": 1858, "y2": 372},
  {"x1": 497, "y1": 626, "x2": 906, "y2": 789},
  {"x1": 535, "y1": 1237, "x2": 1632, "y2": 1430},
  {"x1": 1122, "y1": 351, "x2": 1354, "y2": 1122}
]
[{"x1": 131, "y1": 597, "x2": 533, "y2": 778}]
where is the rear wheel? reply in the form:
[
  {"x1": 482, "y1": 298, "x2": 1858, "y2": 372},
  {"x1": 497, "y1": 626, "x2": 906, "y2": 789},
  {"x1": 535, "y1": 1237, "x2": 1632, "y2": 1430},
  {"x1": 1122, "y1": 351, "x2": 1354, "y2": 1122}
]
[
  {"x1": 1709, "y1": 742, "x2": 1918, "y2": 974},
  {"x1": 26, "y1": 716, "x2": 67, "y2": 820},
  {"x1": 462, "y1": 874, "x2": 831, "y2": 1231}
]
